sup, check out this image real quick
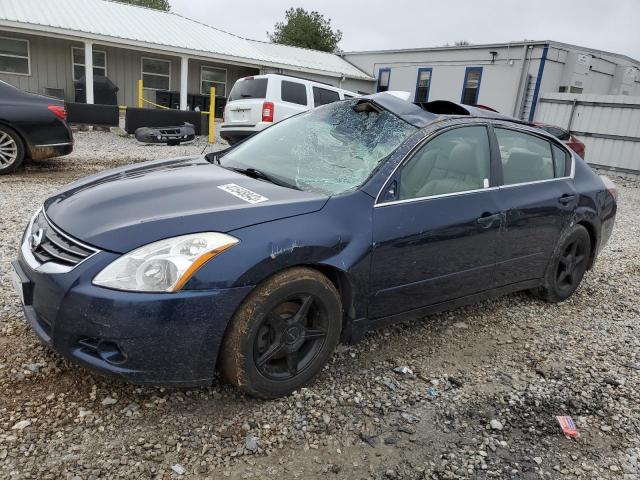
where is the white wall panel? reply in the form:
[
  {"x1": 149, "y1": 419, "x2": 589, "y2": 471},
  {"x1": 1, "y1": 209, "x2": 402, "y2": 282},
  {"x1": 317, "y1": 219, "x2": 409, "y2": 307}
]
[{"x1": 535, "y1": 93, "x2": 640, "y2": 172}]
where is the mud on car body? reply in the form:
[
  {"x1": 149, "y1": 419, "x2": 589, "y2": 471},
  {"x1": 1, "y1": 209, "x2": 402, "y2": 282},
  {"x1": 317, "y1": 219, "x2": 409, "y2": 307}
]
[{"x1": 12, "y1": 93, "x2": 617, "y2": 398}]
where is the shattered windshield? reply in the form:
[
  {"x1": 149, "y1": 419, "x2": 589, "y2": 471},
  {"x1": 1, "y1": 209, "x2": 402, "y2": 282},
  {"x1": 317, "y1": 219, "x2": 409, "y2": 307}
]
[{"x1": 220, "y1": 99, "x2": 417, "y2": 195}]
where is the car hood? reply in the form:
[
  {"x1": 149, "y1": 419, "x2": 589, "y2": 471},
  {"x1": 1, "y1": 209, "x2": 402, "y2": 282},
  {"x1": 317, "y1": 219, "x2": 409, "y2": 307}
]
[{"x1": 44, "y1": 156, "x2": 328, "y2": 253}]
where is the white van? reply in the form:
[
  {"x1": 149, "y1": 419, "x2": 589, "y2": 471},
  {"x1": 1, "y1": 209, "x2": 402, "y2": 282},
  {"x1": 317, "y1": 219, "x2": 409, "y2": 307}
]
[{"x1": 220, "y1": 74, "x2": 358, "y2": 145}]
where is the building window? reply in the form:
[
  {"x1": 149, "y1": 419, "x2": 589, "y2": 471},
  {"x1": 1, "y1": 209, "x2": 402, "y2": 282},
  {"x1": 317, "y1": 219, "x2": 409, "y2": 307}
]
[
  {"x1": 141, "y1": 57, "x2": 171, "y2": 91},
  {"x1": 414, "y1": 67, "x2": 432, "y2": 103},
  {"x1": 377, "y1": 68, "x2": 391, "y2": 93},
  {"x1": 461, "y1": 67, "x2": 482, "y2": 105},
  {"x1": 558, "y1": 86, "x2": 568, "y2": 93},
  {"x1": 200, "y1": 66, "x2": 226, "y2": 96},
  {"x1": 0, "y1": 36, "x2": 30, "y2": 75},
  {"x1": 72, "y1": 47, "x2": 107, "y2": 81},
  {"x1": 569, "y1": 86, "x2": 583, "y2": 94}
]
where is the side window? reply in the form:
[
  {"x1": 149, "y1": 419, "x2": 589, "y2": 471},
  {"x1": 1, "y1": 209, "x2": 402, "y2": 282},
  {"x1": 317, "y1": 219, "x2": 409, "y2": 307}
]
[
  {"x1": 496, "y1": 128, "x2": 554, "y2": 185},
  {"x1": 552, "y1": 144, "x2": 569, "y2": 177},
  {"x1": 461, "y1": 67, "x2": 482, "y2": 105},
  {"x1": 377, "y1": 68, "x2": 390, "y2": 92},
  {"x1": 399, "y1": 126, "x2": 491, "y2": 200},
  {"x1": 343, "y1": 94, "x2": 355, "y2": 99},
  {"x1": 312, "y1": 87, "x2": 340, "y2": 107},
  {"x1": 414, "y1": 68, "x2": 432, "y2": 103},
  {"x1": 281, "y1": 80, "x2": 307, "y2": 106}
]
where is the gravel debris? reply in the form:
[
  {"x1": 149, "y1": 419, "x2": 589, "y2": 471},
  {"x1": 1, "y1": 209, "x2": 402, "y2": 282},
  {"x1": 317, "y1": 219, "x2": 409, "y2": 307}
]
[{"x1": 1, "y1": 131, "x2": 639, "y2": 479}]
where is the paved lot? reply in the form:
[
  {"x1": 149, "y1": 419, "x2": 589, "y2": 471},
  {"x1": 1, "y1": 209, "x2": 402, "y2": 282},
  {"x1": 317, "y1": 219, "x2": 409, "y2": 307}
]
[{"x1": 0, "y1": 131, "x2": 639, "y2": 479}]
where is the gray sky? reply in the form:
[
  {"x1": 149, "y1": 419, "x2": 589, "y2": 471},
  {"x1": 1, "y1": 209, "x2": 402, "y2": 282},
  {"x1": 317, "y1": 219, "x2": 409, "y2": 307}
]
[{"x1": 169, "y1": 0, "x2": 640, "y2": 60}]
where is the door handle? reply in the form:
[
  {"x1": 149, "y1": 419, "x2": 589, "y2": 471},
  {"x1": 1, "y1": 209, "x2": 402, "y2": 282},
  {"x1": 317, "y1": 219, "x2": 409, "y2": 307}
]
[
  {"x1": 558, "y1": 194, "x2": 576, "y2": 205},
  {"x1": 476, "y1": 212, "x2": 501, "y2": 228}
]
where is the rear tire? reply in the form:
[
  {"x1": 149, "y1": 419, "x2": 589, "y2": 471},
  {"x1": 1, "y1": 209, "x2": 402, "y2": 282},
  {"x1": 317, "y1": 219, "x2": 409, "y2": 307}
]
[
  {"x1": 532, "y1": 225, "x2": 591, "y2": 303},
  {"x1": 0, "y1": 125, "x2": 25, "y2": 175},
  {"x1": 220, "y1": 267, "x2": 342, "y2": 399}
]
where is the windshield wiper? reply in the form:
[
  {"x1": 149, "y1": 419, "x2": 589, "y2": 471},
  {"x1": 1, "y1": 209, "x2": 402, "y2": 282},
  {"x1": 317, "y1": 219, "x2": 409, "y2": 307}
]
[{"x1": 229, "y1": 167, "x2": 301, "y2": 190}]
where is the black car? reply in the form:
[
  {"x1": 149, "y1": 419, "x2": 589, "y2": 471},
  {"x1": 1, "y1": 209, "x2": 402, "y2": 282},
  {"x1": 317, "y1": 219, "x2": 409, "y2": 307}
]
[
  {"x1": 12, "y1": 94, "x2": 617, "y2": 398},
  {"x1": 0, "y1": 80, "x2": 73, "y2": 174}
]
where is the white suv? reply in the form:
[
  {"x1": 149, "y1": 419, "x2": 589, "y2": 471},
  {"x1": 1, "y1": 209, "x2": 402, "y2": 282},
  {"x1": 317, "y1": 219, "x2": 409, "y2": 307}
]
[{"x1": 220, "y1": 74, "x2": 358, "y2": 145}]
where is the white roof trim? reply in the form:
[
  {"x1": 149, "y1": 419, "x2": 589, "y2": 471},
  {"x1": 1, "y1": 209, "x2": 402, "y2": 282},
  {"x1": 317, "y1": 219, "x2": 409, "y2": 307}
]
[{"x1": 0, "y1": 0, "x2": 372, "y2": 80}]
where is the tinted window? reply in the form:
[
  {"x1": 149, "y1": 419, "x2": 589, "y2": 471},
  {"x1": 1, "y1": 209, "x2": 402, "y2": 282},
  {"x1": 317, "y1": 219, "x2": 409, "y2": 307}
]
[
  {"x1": 552, "y1": 144, "x2": 568, "y2": 177},
  {"x1": 344, "y1": 94, "x2": 355, "y2": 99},
  {"x1": 399, "y1": 126, "x2": 491, "y2": 199},
  {"x1": 221, "y1": 100, "x2": 416, "y2": 195},
  {"x1": 281, "y1": 80, "x2": 307, "y2": 105},
  {"x1": 312, "y1": 87, "x2": 340, "y2": 107},
  {"x1": 228, "y1": 78, "x2": 268, "y2": 101},
  {"x1": 496, "y1": 128, "x2": 554, "y2": 185},
  {"x1": 537, "y1": 124, "x2": 570, "y2": 141}
]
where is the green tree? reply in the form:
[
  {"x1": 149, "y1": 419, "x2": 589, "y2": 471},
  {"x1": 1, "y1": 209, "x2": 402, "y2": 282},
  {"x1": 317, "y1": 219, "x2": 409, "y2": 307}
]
[
  {"x1": 268, "y1": 8, "x2": 342, "y2": 53},
  {"x1": 115, "y1": 0, "x2": 170, "y2": 11}
]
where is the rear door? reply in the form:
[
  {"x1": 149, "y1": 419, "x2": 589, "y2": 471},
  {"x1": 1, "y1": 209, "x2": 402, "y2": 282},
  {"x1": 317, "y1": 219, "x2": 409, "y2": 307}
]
[
  {"x1": 492, "y1": 126, "x2": 576, "y2": 285},
  {"x1": 369, "y1": 124, "x2": 502, "y2": 318},
  {"x1": 225, "y1": 77, "x2": 269, "y2": 126}
]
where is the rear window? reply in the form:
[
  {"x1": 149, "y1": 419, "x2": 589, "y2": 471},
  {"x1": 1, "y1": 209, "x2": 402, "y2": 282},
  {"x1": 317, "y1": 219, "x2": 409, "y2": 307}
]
[
  {"x1": 313, "y1": 87, "x2": 340, "y2": 107},
  {"x1": 281, "y1": 80, "x2": 307, "y2": 106},
  {"x1": 228, "y1": 78, "x2": 268, "y2": 101}
]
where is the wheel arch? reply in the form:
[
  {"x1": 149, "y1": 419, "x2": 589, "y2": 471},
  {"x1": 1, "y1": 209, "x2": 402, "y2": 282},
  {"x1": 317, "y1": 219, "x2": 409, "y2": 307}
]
[{"x1": 0, "y1": 121, "x2": 30, "y2": 157}]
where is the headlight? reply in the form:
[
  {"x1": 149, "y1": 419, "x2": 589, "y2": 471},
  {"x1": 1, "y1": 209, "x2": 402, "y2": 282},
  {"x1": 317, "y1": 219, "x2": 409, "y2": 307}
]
[{"x1": 93, "y1": 233, "x2": 239, "y2": 292}]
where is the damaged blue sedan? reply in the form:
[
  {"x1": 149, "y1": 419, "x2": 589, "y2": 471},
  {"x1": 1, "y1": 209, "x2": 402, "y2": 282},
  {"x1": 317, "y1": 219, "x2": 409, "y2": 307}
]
[{"x1": 12, "y1": 93, "x2": 617, "y2": 398}]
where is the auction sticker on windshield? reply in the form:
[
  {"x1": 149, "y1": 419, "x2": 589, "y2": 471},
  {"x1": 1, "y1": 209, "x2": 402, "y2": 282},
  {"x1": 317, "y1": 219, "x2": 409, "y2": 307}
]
[{"x1": 218, "y1": 184, "x2": 268, "y2": 204}]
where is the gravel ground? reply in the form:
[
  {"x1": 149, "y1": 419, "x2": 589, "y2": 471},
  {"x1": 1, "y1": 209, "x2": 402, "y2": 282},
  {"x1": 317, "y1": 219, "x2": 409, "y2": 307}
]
[{"x1": 1, "y1": 131, "x2": 639, "y2": 479}]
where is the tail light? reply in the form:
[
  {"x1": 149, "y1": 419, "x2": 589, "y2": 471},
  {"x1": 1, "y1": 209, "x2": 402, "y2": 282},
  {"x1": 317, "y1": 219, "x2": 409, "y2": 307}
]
[
  {"x1": 600, "y1": 175, "x2": 618, "y2": 202},
  {"x1": 262, "y1": 102, "x2": 274, "y2": 122},
  {"x1": 47, "y1": 105, "x2": 66, "y2": 120}
]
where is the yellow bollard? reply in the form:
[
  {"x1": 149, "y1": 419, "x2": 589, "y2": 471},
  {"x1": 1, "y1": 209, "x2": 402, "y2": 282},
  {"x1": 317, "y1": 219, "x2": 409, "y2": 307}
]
[
  {"x1": 138, "y1": 79, "x2": 143, "y2": 108},
  {"x1": 208, "y1": 87, "x2": 216, "y2": 144}
]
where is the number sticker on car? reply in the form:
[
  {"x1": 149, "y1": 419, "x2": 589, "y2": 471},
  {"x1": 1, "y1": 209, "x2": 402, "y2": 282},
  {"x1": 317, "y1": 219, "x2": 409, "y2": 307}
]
[{"x1": 218, "y1": 184, "x2": 268, "y2": 204}]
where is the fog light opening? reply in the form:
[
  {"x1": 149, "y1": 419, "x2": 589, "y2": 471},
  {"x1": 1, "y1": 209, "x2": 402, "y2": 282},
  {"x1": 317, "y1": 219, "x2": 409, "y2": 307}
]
[{"x1": 97, "y1": 340, "x2": 127, "y2": 365}]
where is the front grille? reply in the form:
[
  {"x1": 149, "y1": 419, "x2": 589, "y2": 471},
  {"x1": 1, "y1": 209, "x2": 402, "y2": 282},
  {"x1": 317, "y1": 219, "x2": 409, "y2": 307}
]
[
  {"x1": 159, "y1": 128, "x2": 180, "y2": 136},
  {"x1": 30, "y1": 211, "x2": 96, "y2": 267}
]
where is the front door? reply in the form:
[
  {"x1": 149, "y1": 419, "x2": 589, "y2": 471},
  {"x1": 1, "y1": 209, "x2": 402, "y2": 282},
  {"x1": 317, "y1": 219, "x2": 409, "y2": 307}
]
[{"x1": 369, "y1": 125, "x2": 502, "y2": 319}]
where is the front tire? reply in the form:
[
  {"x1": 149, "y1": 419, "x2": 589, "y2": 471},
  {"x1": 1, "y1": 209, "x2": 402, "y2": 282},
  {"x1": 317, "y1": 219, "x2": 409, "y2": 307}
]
[
  {"x1": 220, "y1": 267, "x2": 342, "y2": 399},
  {"x1": 533, "y1": 225, "x2": 591, "y2": 303},
  {"x1": 0, "y1": 125, "x2": 25, "y2": 175}
]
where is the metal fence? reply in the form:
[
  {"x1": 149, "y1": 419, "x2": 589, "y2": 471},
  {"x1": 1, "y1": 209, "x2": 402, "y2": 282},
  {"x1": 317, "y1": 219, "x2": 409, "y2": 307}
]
[{"x1": 534, "y1": 93, "x2": 640, "y2": 174}]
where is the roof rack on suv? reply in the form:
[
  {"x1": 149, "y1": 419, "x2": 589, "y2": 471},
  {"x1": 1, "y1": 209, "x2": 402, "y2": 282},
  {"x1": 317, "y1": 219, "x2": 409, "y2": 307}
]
[{"x1": 262, "y1": 72, "x2": 335, "y2": 88}]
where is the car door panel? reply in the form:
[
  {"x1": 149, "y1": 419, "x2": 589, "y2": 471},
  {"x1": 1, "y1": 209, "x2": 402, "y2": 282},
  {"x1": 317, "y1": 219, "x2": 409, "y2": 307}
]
[
  {"x1": 491, "y1": 127, "x2": 578, "y2": 286},
  {"x1": 369, "y1": 191, "x2": 501, "y2": 318},
  {"x1": 494, "y1": 179, "x2": 577, "y2": 285}
]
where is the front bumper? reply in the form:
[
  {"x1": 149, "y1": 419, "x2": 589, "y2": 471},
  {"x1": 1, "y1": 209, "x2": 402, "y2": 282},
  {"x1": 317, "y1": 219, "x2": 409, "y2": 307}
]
[{"x1": 14, "y1": 249, "x2": 253, "y2": 386}]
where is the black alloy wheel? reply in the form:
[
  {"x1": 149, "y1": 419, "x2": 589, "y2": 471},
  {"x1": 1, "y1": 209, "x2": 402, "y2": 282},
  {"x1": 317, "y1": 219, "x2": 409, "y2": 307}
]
[
  {"x1": 254, "y1": 295, "x2": 329, "y2": 380},
  {"x1": 555, "y1": 236, "x2": 588, "y2": 294},
  {"x1": 533, "y1": 224, "x2": 592, "y2": 303},
  {"x1": 220, "y1": 267, "x2": 342, "y2": 398}
]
